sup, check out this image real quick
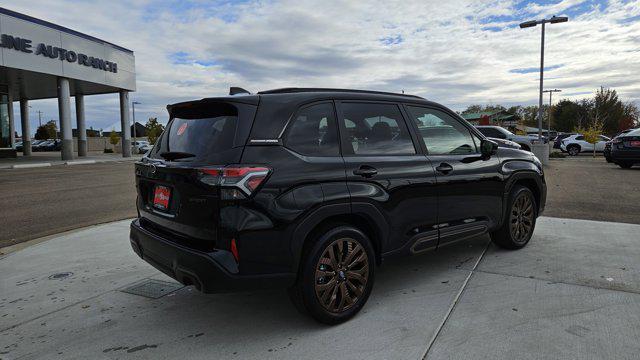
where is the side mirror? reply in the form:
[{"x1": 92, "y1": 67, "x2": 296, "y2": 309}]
[{"x1": 481, "y1": 139, "x2": 498, "y2": 157}]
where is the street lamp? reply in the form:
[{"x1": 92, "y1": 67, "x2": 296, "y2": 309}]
[
  {"x1": 519, "y1": 15, "x2": 568, "y2": 154},
  {"x1": 131, "y1": 101, "x2": 141, "y2": 148},
  {"x1": 543, "y1": 89, "x2": 561, "y2": 140}
]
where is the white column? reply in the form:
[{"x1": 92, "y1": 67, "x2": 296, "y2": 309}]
[
  {"x1": 20, "y1": 99, "x2": 32, "y2": 155},
  {"x1": 119, "y1": 90, "x2": 131, "y2": 157},
  {"x1": 57, "y1": 77, "x2": 74, "y2": 160},
  {"x1": 75, "y1": 94, "x2": 87, "y2": 157}
]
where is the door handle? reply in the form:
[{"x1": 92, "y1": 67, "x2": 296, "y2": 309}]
[
  {"x1": 435, "y1": 163, "x2": 453, "y2": 175},
  {"x1": 353, "y1": 165, "x2": 378, "y2": 178}
]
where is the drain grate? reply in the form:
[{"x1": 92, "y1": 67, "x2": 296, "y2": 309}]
[{"x1": 121, "y1": 279, "x2": 184, "y2": 299}]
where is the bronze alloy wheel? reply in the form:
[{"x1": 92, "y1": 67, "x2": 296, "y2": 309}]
[
  {"x1": 510, "y1": 192, "x2": 534, "y2": 243},
  {"x1": 314, "y1": 238, "x2": 369, "y2": 313}
]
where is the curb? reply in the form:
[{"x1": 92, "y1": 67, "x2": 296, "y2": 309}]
[
  {"x1": 65, "y1": 160, "x2": 97, "y2": 165},
  {"x1": 2, "y1": 156, "x2": 142, "y2": 170},
  {"x1": 12, "y1": 162, "x2": 52, "y2": 169}
]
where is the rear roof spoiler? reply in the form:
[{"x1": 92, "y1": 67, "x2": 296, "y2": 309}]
[{"x1": 229, "y1": 87, "x2": 251, "y2": 95}]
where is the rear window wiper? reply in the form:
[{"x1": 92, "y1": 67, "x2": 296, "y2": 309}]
[{"x1": 159, "y1": 151, "x2": 196, "y2": 161}]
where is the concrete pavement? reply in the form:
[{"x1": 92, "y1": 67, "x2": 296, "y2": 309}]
[{"x1": 1, "y1": 217, "x2": 639, "y2": 359}]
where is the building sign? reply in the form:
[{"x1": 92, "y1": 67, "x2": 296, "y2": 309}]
[{"x1": 0, "y1": 33, "x2": 118, "y2": 73}]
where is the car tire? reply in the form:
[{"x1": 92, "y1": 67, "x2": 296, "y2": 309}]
[
  {"x1": 490, "y1": 185, "x2": 537, "y2": 250},
  {"x1": 288, "y1": 225, "x2": 375, "y2": 325},
  {"x1": 618, "y1": 162, "x2": 633, "y2": 169},
  {"x1": 567, "y1": 145, "x2": 580, "y2": 156}
]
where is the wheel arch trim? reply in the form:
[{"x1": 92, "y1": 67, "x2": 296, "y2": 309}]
[{"x1": 290, "y1": 202, "x2": 389, "y2": 273}]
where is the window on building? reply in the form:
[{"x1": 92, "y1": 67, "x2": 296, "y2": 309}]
[{"x1": 0, "y1": 94, "x2": 10, "y2": 148}]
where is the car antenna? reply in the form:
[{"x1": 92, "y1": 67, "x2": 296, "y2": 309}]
[{"x1": 229, "y1": 87, "x2": 251, "y2": 95}]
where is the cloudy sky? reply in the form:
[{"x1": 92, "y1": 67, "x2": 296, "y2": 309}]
[{"x1": 6, "y1": 0, "x2": 640, "y2": 134}]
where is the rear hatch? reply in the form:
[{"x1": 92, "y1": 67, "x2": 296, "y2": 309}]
[
  {"x1": 622, "y1": 134, "x2": 640, "y2": 149},
  {"x1": 136, "y1": 98, "x2": 258, "y2": 250},
  {"x1": 615, "y1": 130, "x2": 640, "y2": 151}
]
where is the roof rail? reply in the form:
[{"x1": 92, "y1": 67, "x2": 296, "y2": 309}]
[{"x1": 257, "y1": 87, "x2": 424, "y2": 99}]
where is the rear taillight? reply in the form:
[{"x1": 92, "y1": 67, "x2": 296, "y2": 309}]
[{"x1": 198, "y1": 165, "x2": 270, "y2": 199}]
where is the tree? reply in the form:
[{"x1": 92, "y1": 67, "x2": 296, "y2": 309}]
[
  {"x1": 575, "y1": 119, "x2": 603, "y2": 158},
  {"x1": 145, "y1": 117, "x2": 165, "y2": 144},
  {"x1": 592, "y1": 87, "x2": 625, "y2": 135},
  {"x1": 620, "y1": 102, "x2": 639, "y2": 131},
  {"x1": 34, "y1": 120, "x2": 57, "y2": 140},
  {"x1": 109, "y1": 128, "x2": 120, "y2": 146},
  {"x1": 553, "y1": 100, "x2": 583, "y2": 133},
  {"x1": 519, "y1": 105, "x2": 540, "y2": 127},
  {"x1": 461, "y1": 104, "x2": 506, "y2": 115}
]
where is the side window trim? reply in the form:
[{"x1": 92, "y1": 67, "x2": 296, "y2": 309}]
[
  {"x1": 335, "y1": 100, "x2": 419, "y2": 157},
  {"x1": 402, "y1": 104, "x2": 481, "y2": 155},
  {"x1": 281, "y1": 100, "x2": 341, "y2": 157}
]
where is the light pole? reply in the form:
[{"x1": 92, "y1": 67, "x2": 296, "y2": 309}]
[
  {"x1": 36, "y1": 110, "x2": 44, "y2": 127},
  {"x1": 131, "y1": 101, "x2": 141, "y2": 150},
  {"x1": 519, "y1": 15, "x2": 568, "y2": 147},
  {"x1": 543, "y1": 89, "x2": 561, "y2": 140}
]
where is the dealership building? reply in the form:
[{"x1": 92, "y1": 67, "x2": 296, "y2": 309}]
[{"x1": 0, "y1": 7, "x2": 136, "y2": 159}]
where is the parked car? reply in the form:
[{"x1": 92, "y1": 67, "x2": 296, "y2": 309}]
[
  {"x1": 560, "y1": 134, "x2": 610, "y2": 156},
  {"x1": 30, "y1": 139, "x2": 46, "y2": 150},
  {"x1": 130, "y1": 88, "x2": 546, "y2": 324},
  {"x1": 33, "y1": 140, "x2": 53, "y2": 151},
  {"x1": 610, "y1": 128, "x2": 640, "y2": 168},
  {"x1": 604, "y1": 129, "x2": 635, "y2": 162},
  {"x1": 553, "y1": 133, "x2": 575, "y2": 149},
  {"x1": 35, "y1": 139, "x2": 62, "y2": 152},
  {"x1": 475, "y1": 125, "x2": 539, "y2": 151},
  {"x1": 15, "y1": 141, "x2": 23, "y2": 151},
  {"x1": 487, "y1": 137, "x2": 522, "y2": 149},
  {"x1": 138, "y1": 143, "x2": 153, "y2": 154},
  {"x1": 132, "y1": 140, "x2": 150, "y2": 154},
  {"x1": 526, "y1": 133, "x2": 548, "y2": 144}
]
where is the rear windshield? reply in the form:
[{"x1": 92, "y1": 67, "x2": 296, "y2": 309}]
[
  {"x1": 150, "y1": 101, "x2": 255, "y2": 162},
  {"x1": 626, "y1": 128, "x2": 640, "y2": 137}
]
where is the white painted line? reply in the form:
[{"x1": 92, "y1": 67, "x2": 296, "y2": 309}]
[
  {"x1": 65, "y1": 160, "x2": 97, "y2": 165},
  {"x1": 12, "y1": 162, "x2": 52, "y2": 169}
]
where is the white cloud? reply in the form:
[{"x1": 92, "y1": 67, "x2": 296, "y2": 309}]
[{"x1": 5, "y1": 0, "x2": 640, "y2": 133}]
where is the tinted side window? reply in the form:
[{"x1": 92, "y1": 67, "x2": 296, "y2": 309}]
[
  {"x1": 340, "y1": 103, "x2": 415, "y2": 155},
  {"x1": 575, "y1": 135, "x2": 585, "y2": 141},
  {"x1": 284, "y1": 103, "x2": 339, "y2": 156},
  {"x1": 478, "y1": 128, "x2": 500, "y2": 138},
  {"x1": 406, "y1": 106, "x2": 477, "y2": 155}
]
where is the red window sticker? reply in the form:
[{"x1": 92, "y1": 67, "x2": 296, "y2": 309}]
[{"x1": 176, "y1": 123, "x2": 188, "y2": 136}]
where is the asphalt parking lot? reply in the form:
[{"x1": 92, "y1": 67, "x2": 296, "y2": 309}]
[
  {"x1": 1, "y1": 216, "x2": 639, "y2": 359},
  {"x1": 0, "y1": 162, "x2": 137, "y2": 248},
  {"x1": 544, "y1": 156, "x2": 640, "y2": 224}
]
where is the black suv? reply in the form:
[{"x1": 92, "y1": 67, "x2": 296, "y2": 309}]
[{"x1": 130, "y1": 88, "x2": 546, "y2": 324}]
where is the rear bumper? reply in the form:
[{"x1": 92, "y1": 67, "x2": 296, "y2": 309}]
[
  {"x1": 611, "y1": 148, "x2": 640, "y2": 162},
  {"x1": 129, "y1": 220, "x2": 295, "y2": 293}
]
